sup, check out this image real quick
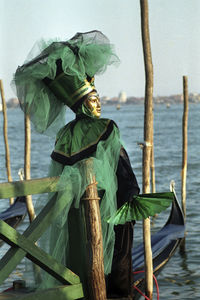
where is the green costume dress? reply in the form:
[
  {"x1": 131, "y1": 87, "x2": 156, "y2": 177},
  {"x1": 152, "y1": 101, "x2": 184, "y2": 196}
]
[
  {"x1": 13, "y1": 30, "x2": 172, "y2": 299},
  {"x1": 48, "y1": 103, "x2": 140, "y2": 298}
]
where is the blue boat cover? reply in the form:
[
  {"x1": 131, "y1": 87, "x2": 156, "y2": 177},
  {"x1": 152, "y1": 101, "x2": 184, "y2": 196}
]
[
  {"x1": 132, "y1": 223, "x2": 185, "y2": 272},
  {"x1": 0, "y1": 197, "x2": 27, "y2": 220}
]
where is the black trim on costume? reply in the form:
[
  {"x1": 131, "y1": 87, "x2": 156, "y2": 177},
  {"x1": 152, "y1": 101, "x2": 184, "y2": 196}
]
[{"x1": 51, "y1": 120, "x2": 115, "y2": 165}]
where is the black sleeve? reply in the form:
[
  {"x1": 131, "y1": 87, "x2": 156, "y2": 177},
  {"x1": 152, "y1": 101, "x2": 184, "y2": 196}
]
[
  {"x1": 116, "y1": 147, "x2": 140, "y2": 208},
  {"x1": 107, "y1": 147, "x2": 140, "y2": 298}
]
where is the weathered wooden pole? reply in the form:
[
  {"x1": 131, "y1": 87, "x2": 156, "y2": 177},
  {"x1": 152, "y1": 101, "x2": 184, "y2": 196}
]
[
  {"x1": 180, "y1": 76, "x2": 188, "y2": 253},
  {"x1": 24, "y1": 114, "x2": 35, "y2": 222},
  {"x1": 24, "y1": 114, "x2": 41, "y2": 284},
  {"x1": 150, "y1": 96, "x2": 155, "y2": 195},
  {"x1": 82, "y1": 159, "x2": 106, "y2": 300},
  {"x1": 151, "y1": 141, "x2": 157, "y2": 222},
  {"x1": 0, "y1": 79, "x2": 14, "y2": 205},
  {"x1": 140, "y1": 0, "x2": 154, "y2": 299},
  {"x1": 151, "y1": 119, "x2": 157, "y2": 220},
  {"x1": 181, "y1": 76, "x2": 188, "y2": 219},
  {"x1": 150, "y1": 129, "x2": 156, "y2": 194}
]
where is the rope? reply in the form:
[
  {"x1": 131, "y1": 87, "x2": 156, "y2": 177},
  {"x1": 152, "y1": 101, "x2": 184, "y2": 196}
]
[
  {"x1": 82, "y1": 180, "x2": 100, "y2": 200},
  {"x1": 133, "y1": 271, "x2": 159, "y2": 300},
  {"x1": 153, "y1": 273, "x2": 159, "y2": 300},
  {"x1": 87, "y1": 181, "x2": 98, "y2": 187}
]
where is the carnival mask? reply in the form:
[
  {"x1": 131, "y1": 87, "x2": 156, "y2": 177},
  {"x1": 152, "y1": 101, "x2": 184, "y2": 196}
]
[{"x1": 84, "y1": 91, "x2": 101, "y2": 118}]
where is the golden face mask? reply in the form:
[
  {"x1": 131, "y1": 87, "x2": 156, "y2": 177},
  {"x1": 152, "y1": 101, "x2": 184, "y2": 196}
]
[{"x1": 84, "y1": 91, "x2": 101, "y2": 118}]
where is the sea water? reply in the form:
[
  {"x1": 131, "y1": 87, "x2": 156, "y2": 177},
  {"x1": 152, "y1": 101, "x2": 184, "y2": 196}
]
[{"x1": 0, "y1": 103, "x2": 199, "y2": 299}]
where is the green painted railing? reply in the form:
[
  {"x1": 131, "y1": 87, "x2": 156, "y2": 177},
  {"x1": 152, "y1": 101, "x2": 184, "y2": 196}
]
[
  {"x1": 0, "y1": 177, "x2": 60, "y2": 199},
  {"x1": 0, "y1": 177, "x2": 84, "y2": 300}
]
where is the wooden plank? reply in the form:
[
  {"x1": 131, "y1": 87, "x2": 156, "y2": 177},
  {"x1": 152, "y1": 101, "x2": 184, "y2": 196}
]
[
  {"x1": 0, "y1": 177, "x2": 60, "y2": 199},
  {"x1": 0, "y1": 191, "x2": 73, "y2": 284},
  {"x1": 0, "y1": 220, "x2": 80, "y2": 285},
  {"x1": 3, "y1": 284, "x2": 84, "y2": 300}
]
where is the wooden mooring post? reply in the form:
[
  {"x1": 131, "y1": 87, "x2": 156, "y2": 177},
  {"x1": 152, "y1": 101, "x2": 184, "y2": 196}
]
[
  {"x1": 82, "y1": 159, "x2": 107, "y2": 300},
  {"x1": 150, "y1": 126, "x2": 156, "y2": 194},
  {"x1": 0, "y1": 79, "x2": 14, "y2": 205},
  {"x1": 180, "y1": 76, "x2": 188, "y2": 253},
  {"x1": 24, "y1": 113, "x2": 36, "y2": 222},
  {"x1": 140, "y1": 0, "x2": 154, "y2": 299},
  {"x1": 181, "y1": 76, "x2": 188, "y2": 219}
]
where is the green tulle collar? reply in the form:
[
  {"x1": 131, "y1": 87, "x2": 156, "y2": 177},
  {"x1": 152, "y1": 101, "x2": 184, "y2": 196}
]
[{"x1": 51, "y1": 117, "x2": 118, "y2": 165}]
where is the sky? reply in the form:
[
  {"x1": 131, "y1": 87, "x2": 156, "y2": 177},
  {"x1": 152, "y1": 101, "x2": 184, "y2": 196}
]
[{"x1": 1, "y1": 0, "x2": 200, "y2": 100}]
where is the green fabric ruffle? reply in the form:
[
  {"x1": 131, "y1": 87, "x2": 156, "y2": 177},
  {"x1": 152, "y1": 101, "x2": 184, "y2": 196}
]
[{"x1": 54, "y1": 117, "x2": 114, "y2": 157}]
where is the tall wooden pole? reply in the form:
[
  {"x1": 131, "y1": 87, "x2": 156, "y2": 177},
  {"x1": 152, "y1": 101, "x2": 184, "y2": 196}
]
[
  {"x1": 181, "y1": 76, "x2": 188, "y2": 219},
  {"x1": 140, "y1": 0, "x2": 154, "y2": 299},
  {"x1": 150, "y1": 129, "x2": 156, "y2": 194},
  {"x1": 180, "y1": 76, "x2": 188, "y2": 253},
  {"x1": 151, "y1": 121, "x2": 157, "y2": 220},
  {"x1": 24, "y1": 113, "x2": 41, "y2": 282},
  {"x1": 83, "y1": 159, "x2": 106, "y2": 300},
  {"x1": 0, "y1": 80, "x2": 14, "y2": 205},
  {"x1": 24, "y1": 114, "x2": 35, "y2": 222}
]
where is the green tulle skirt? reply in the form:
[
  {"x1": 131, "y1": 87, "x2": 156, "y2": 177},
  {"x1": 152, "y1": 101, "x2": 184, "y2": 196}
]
[{"x1": 35, "y1": 126, "x2": 121, "y2": 296}]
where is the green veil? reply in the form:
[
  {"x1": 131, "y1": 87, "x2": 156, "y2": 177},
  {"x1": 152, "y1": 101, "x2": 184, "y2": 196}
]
[{"x1": 12, "y1": 30, "x2": 119, "y2": 135}]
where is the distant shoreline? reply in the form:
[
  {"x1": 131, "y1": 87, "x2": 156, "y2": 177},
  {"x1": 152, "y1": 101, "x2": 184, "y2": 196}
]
[
  {"x1": 4, "y1": 93, "x2": 200, "y2": 109},
  {"x1": 101, "y1": 93, "x2": 200, "y2": 105}
]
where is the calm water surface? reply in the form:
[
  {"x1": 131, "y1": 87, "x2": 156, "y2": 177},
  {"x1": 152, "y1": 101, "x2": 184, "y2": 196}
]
[{"x1": 0, "y1": 103, "x2": 199, "y2": 299}]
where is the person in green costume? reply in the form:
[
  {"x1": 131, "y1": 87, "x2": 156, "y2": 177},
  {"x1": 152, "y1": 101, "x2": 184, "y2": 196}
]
[{"x1": 13, "y1": 30, "x2": 172, "y2": 299}]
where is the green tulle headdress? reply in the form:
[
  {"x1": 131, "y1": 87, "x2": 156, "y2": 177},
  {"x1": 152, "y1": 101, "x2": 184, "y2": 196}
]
[{"x1": 12, "y1": 30, "x2": 120, "y2": 135}]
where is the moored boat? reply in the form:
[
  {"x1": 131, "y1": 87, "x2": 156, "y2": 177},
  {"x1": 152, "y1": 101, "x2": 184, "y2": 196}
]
[{"x1": 0, "y1": 196, "x2": 27, "y2": 246}]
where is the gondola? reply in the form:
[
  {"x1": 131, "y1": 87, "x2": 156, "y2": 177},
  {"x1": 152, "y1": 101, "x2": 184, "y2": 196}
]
[
  {"x1": 1, "y1": 192, "x2": 184, "y2": 298},
  {"x1": 132, "y1": 192, "x2": 185, "y2": 299},
  {"x1": 0, "y1": 196, "x2": 27, "y2": 246}
]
